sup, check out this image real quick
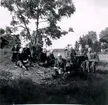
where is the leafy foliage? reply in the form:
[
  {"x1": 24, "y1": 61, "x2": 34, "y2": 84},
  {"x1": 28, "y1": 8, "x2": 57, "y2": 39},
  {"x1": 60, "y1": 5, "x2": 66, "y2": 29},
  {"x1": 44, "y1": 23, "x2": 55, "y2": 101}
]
[
  {"x1": 99, "y1": 27, "x2": 108, "y2": 51},
  {"x1": 0, "y1": 27, "x2": 20, "y2": 48},
  {"x1": 101, "y1": 43, "x2": 108, "y2": 50},
  {"x1": 75, "y1": 41, "x2": 79, "y2": 50},
  {"x1": 92, "y1": 41, "x2": 101, "y2": 52},
  {"x1": 87, "y1": 31, "x2": 97, "y2": 42},
  {"x1": 1, "y1": 0, "x2": 75, "y2": 47},
  {"x1": 0, "y1": 34, "x2": 20, "y2": 49},
  {"x1": 99, "y1": 27, "x2": 108, "y2": 43},
  {"x1": 78, "y1": 31, "x2": 101, "y2": 52},
  {"x1": 0, "y1": 28, "x2": 5, "y2": 35}
]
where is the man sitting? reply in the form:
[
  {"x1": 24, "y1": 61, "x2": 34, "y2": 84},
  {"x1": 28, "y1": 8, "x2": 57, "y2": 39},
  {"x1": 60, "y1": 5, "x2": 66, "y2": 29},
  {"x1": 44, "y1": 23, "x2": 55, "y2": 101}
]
[
  {"x1": 53, "y1": 54, "x2": 66, "y2": 76},
  {"x1": 86, "y1": 48, "x2": 99, "y2": 73},
  {"x1": 47, "y1": 50, "x2": 55, "y2": 67},
  {"x1": 38, "y1": 48, "x2": 48, "y2": 67},
  {"x1": 70, "y1": 47, "x2": 76, "y2": 63},
  {"x1": 16, "y1": 45, "x2": 31, "y2": 70},
  {"x1": 64, "y1": 58, "x2": 73, "y2": 74}
]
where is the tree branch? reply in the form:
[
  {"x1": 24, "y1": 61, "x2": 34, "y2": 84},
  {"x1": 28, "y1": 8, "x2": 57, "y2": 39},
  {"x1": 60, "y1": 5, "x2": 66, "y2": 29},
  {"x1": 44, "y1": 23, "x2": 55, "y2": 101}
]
[
  {"x1": 16, "y1": 25, "x2": 25, "y2": 29},
  {"x1": 39, "y1": 20, "x2": 48, "y2": 23},
  {"x1": 16, "y1": 4, "x2": 31, "y2": 40}
]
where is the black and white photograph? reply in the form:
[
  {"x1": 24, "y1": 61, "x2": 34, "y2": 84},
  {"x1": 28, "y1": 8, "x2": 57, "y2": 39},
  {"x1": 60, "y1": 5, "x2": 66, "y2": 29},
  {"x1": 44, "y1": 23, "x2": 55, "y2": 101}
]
[{"x1": 0, "y1": 0, "x2": 108, "y2": 104}]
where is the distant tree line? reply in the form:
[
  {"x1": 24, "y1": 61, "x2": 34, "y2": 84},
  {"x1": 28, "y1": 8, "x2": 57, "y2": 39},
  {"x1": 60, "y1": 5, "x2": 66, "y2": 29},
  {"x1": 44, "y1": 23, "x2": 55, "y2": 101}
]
[{"x1": 75, "y1": 28, "x2": 108, "y2": 53}]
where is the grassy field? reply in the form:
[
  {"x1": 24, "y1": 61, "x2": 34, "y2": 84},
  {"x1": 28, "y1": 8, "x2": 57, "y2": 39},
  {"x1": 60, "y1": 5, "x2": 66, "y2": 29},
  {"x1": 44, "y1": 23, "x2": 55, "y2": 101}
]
[{"x1": 0, "y1": 48, "x2": 108, "y2": 104}]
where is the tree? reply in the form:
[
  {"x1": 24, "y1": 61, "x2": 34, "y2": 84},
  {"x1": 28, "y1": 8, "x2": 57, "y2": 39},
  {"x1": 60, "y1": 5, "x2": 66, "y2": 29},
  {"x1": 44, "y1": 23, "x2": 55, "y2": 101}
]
[
  {"x1": 87, "y1": 31, "x2": 97, "y2": 43},
  {"x1": 99, "y1": 27, "x2": 108, "y2": 51},
  {"x1": 75, "y1": 41, "x2": 79, "y2": 50},
  {"x1": 1, "y1": 0, "x2": 75, "y2": 47},
  {"x1": 68, "y1": 27, "x2": 74, "y2": 32},
  {"x1": 0, "y1": 28, "x2": 5, "y2": 35},
  {"x1": 79, "y1": 36, "x2": 86, "y2": 48},
  {"x1": 101, "y1": 43, "x2": 108, "y2": 49},
  {"x1": 99, "y1": 27, "x2": 108, "y2": 43},
  {"x1": 79, "y1": 31, "x2": 98, "y2": 48},
  {"x1": 0, "y1": 27, "x2": 20, "y2": 48},
  {"x1": 87, "y1": 38, "x2": 93, "y2": 47},
  {"x1": 92, "y1": 41, "x2": 101, "y2": 52}
]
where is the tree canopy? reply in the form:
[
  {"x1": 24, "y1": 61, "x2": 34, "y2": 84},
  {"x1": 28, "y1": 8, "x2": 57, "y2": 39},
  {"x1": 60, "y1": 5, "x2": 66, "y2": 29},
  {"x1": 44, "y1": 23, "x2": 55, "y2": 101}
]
[
  {"x1": 0, "y1": 27, "x2": 20, "y2": 48},
  {"x1": 78, "y1": 31, "x2": 101, "y2": 52},
  {"x1": 79, "y1": 31, "x2": 97, "y2": 48},
  {"x1": 86, "y1": 31, "x2": 97, "y2": 43},
  {"x1": 99, "y1": 27, "x2": 108, "y2": 43},
  {"x1": 1, "y1": 0, "x2": 75, "y2": 47}
]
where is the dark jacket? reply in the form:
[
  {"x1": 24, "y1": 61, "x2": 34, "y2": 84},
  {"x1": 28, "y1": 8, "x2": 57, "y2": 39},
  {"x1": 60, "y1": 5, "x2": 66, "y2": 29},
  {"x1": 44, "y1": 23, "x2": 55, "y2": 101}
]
[
  {"x1": 70, "y1": 49, "x2": 76, "y2": 62},
  {"x1": 18, "y1": 47, "x2": 31, "y2": 62},
  {"x1": 47, "y1": 53, "x2": 55, "y2": 66},
  {"x1": 54, "y1": 58, "x2": 66, "y2": 69},
  {"x1": 39, "y1": 52, "x2": 47, "y2": 63}
]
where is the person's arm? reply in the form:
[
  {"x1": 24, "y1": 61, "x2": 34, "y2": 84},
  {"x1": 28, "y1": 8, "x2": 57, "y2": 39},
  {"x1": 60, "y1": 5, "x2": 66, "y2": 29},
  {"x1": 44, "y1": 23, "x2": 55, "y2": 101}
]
[
  {"x1": 95, "y1": 54, "x2": 99, "y2": 62},
  {"x1": 74, "y1": 50, "x2": 77, "y2": 55},
  {"x1": 28, "y1": 48, "x2": 31, "y2": 56},
  {"x1": 38, "y1": 53, "x2": 42, "y2": 62},
  {"x1": 54, "y1": 59, "x2": 58, "y2": 67},
  {"x1": 51, "y1": 54, "x2": 55, "y2": 60}
]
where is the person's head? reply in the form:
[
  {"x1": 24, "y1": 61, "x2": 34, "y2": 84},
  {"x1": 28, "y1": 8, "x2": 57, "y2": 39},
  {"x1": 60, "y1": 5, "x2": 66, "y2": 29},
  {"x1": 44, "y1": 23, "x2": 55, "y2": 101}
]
[
  {"x1": 85, "y1": 45, "x2": 89, "y2": 49},
  {"x1": 43, "y1": 48, "x2": 47, "y2": 53},
  {"x1": 57, "y1": 53, "x2": 62, "y2": 59},
  {"x1": 70, "y1": 46, "x2": 74, "y2": 51},
  {"x1": 49, "y1": 49, "x2": 53, "y2": 53},
  {"x1": 68, "y1": 45, "x2": 72, "y2": 50},
  {"x1": 19, "y1": 47, "x2": 23, "y2": 54},
  {"x1": 64, "y1": 46, "x2": 68, "y2": 51},
  {"x1": 14, "y1": 44, "x2": 17, "y2": 47},
  {"x1": 88, "y1": 47, "x2": 92, "y2": 53},
  {"x1": 93, "y1": 52, "x2": 97, "y2": 55}
]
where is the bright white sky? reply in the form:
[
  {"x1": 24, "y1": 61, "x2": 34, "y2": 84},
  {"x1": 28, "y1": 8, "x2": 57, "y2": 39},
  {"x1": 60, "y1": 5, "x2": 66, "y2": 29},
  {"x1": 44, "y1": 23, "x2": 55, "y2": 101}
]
[{"x1": 0, "y1": 0, "x2": 108, "y2": 49}]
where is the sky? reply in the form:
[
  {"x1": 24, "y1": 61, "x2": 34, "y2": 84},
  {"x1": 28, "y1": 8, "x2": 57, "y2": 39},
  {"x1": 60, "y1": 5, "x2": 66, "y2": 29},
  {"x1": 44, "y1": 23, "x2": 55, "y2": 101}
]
[{"x1": 0, "y1": 0, "x2": 108, "y2": 49}]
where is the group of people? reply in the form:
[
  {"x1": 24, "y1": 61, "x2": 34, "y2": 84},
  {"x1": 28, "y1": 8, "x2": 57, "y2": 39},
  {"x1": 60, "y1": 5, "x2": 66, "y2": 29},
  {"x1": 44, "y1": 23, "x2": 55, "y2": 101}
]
[
  {"x1": 11, "y1": 44, "x2": 55, "y2": 70},
  {"x1": 53, "y1": 44, "x2": 99, "y2": 76},
  {"x1": 79, "y1": 45, "x2": 99, "y2": 73},
  {"x1": 11, "y1": 44, "x2": 32, "y2": 70},
  {"x1": 11, "y1": 43, "x2": 99, "y2": 76}
]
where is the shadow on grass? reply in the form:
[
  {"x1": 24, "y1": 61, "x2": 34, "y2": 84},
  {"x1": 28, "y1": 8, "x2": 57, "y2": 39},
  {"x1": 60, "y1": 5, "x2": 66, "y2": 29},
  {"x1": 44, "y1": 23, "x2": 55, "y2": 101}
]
[{"x1": 0, "y1": 72, "x2": 107, "y2": 105}]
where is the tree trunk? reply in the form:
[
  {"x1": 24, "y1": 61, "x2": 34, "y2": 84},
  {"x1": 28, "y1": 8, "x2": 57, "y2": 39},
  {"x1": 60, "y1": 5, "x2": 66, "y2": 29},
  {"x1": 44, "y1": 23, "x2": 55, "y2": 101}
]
[{"x1": 35, "y1": 9, "x2": 39, "y2": 46}]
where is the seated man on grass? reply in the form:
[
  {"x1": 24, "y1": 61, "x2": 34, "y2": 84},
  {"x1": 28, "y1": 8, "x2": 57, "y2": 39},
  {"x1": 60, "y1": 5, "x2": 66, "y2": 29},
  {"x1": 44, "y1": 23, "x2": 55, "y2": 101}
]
[
  {"x1": 47, "y1": 50, "x2": 55, "y2": 67},
  {"x1": 86, "y1": 48, "x2": 99, "y2": 73},
  {"x1": 16, "y1": 46, "x2": 31, "y2": 70},
  {"x1": 53, "y1": 54, "x2": 66, "y2": 76},
  {"x1": 38, "y1": 48, "x2": 48, "y2": 67},
  {"x1": 64, "y1": 58, "x2": 73, "y2": 74}
]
